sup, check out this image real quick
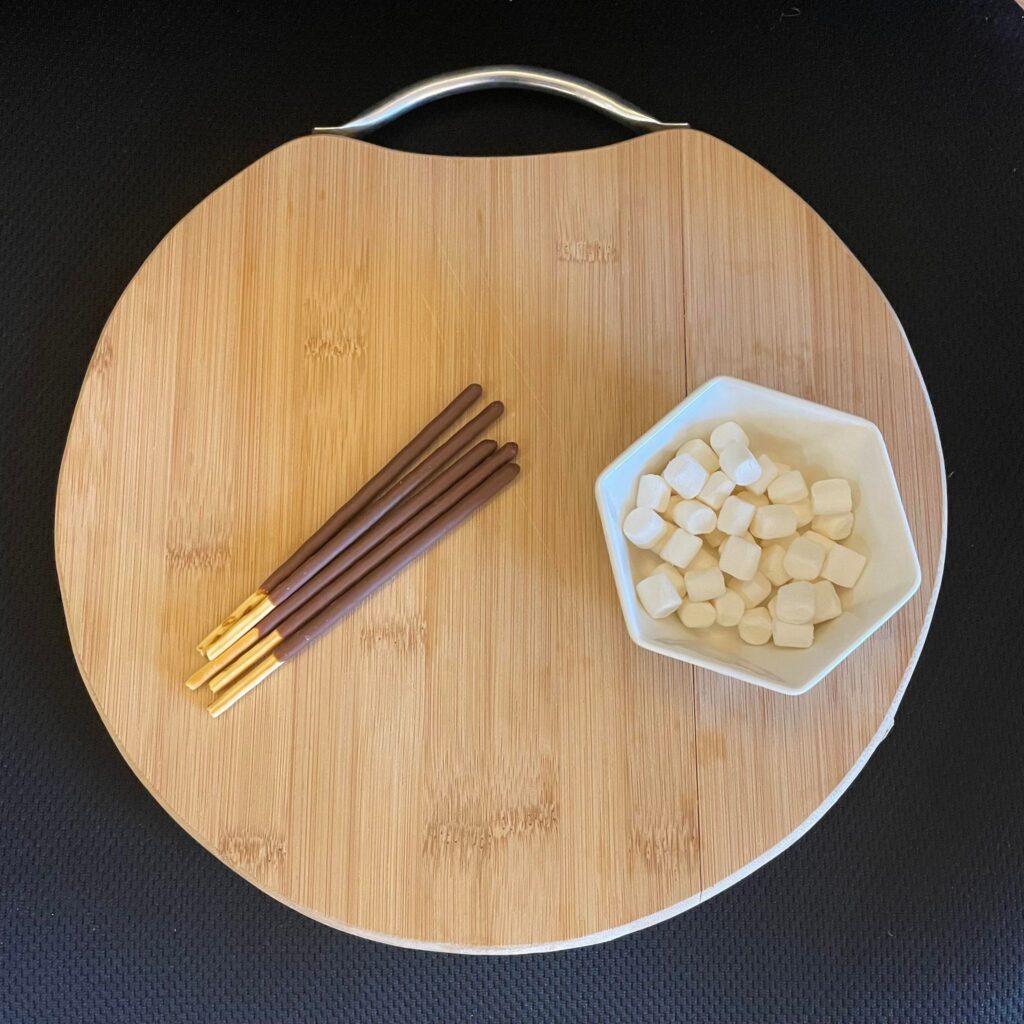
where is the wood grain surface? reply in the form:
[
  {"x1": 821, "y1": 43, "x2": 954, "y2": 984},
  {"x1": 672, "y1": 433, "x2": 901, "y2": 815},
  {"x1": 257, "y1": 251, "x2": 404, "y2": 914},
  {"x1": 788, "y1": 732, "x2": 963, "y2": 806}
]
[{"x1": 54, "y1": 129, "x2": 945, "y2": 951}]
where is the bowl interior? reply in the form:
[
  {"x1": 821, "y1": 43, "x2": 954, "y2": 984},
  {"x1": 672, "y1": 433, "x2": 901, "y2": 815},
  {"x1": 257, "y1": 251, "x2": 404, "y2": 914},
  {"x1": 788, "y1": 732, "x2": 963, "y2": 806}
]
[{"x1": 596, "y1": 378, "x2": 921, "y2": 694}]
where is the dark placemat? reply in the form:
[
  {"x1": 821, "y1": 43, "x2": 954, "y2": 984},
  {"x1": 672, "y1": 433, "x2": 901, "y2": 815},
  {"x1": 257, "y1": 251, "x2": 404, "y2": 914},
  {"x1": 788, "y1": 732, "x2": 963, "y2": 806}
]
[{"x1": 2, "y1": 2, "x2": 1022, "y2": 1021}]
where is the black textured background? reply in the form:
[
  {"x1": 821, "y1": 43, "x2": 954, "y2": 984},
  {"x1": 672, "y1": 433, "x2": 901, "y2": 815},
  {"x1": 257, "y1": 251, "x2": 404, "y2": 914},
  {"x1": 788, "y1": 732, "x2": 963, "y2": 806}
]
[{"x1": 3, "y1": 2, "x2": 1024, "y2": 1021}]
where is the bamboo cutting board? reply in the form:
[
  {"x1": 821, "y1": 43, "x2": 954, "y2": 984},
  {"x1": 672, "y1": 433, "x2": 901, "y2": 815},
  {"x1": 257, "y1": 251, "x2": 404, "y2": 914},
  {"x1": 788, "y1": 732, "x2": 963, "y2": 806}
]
[{"x1": 55, "y1": 126, "x2": 945, "y2": 951}]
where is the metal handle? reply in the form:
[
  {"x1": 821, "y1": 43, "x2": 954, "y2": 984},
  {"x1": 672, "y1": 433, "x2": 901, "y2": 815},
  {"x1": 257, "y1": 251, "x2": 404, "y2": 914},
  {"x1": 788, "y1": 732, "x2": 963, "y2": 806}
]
[{"x1": 312, "y1": 66, "x2": 687, "y2": 137}]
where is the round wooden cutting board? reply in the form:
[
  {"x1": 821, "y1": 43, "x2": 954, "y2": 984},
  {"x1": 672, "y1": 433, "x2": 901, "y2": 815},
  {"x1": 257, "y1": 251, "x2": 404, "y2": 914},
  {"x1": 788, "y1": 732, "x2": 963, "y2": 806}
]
[{"x1": 55, "y1": 128, "x2": 945, "y2": 952}]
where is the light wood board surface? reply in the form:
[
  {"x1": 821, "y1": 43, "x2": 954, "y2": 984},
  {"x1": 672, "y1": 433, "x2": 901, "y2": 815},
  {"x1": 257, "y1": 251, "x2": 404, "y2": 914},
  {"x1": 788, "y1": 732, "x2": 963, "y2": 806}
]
[{"x1": 55, "y1": 129, "x2": 945, "y2": 951}]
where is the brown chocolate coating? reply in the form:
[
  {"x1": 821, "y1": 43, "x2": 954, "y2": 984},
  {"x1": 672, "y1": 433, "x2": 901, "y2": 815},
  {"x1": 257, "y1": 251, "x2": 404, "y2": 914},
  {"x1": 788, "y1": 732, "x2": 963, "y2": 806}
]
[
  {"x1": 276, "y1": 460, "x2": 520, "y2": 661},
  {"x1": 266, "y1": 401, "x2": 504, "y2": 602},
  {"x1": 257, "y1": 441, "x2": 517, "y2": 638},
  {"x1": 260, "y1": 383, "x2": 482, "y2": 591}
]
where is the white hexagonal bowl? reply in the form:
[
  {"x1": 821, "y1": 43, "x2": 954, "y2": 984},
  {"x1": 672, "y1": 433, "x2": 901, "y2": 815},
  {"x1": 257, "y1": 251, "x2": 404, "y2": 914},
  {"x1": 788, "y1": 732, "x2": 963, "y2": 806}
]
[{"x1": 594, "y1": 376, "x2": 922, "y2": 695}]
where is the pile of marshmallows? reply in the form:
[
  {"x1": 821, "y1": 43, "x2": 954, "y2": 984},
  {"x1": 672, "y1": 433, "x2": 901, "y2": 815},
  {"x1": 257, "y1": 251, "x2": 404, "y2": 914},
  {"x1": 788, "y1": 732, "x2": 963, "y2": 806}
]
[{"x1": 623, "y1": 421, "x2": 867, "y2": 648}]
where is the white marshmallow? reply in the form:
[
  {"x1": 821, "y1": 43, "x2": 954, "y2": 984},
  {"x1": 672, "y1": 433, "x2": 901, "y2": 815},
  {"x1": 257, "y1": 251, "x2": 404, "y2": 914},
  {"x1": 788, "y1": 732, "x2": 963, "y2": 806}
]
[
  {"x1": 685, "y1": 567, "x2": 727, "y2": 602},
  {"x1": 789, "y1": 497, "x2": 813, "y2": 527},
  {"x1": 714, "y1": 589, "x2": 746, "y2": 627},
  {"x1": 745, "y1": 454, "x2": 781, "y2": 496},
  {"x1": 663, "y1": 454, "x2": 709, "y2": 499},
  {"x1": 728, "y1": 571, "x2": 771, "y2": 609},
  {"x1": 768, "y1": 469, "x2": 809, "y2": 505},
  {"x1": 822, "y1": 544, "x2": 867, "y2": 588},
  {"x1": 739, "y1": 489, "x2": 769, "y2": 508},
  {"x1": 738, "y1": 607, "x2": 772, "y2": 645},
  {"x1": 775, "y1": 581, "x2": 815, "y2": 624},
  {"x1": 623, "y1": 507, "x2": 669, "y2": 549},
  {"x1": 750, "y1": 504, "x2": 798, "y2": 540},
  {"x1": 671, "y1": 499, "x2": 717, "y2": 535},
  {"x1": 717, "y1": 495, "x2": 756, "y2": 536},
  {"x1": 767, "y1": 594, "x2": 778, "y2": 619},
  {"x1": 679, "y1": 599, "x2": 717, "y2": 628},
  {"x1": 677, "y1": 438, "x2": 718, "y2": 473},
  {"x1": 772, "y1": 620, "x2": 814, "y2": 648},
  {"x1": 718, "y1": 442, "x2": 762, "y2": 486},
  {"x1": 709, "y1": 421, "x2": 749, "y2": 455},
  {"x1": 812, "y1": 512, "x2": 854, "y2": 541},
  {"x1": 654, "y1": 523, "x2": 692, "y2": 560},
  {"x1": 759, "y1": 543, "x2": 791, "y2": 587},
  {"x1": 651, "y1": 562, "x2": 685, "y2": 592},
  {"x1": 697, "y1": 470, "x2": 735, "y2": 510},
  {"x1": 812, "y1": 580, "x2": 843, "y2": 623},
  {"x1": 659, "y1": 528, "x2": 703, "y2": 569},
  {"x1": 636, "y1": 574, "x2": 684, "y2": 619},
  {"x1": 801, "y1": 529, "x2": 836, "y2": 550},
  {"x1": 636, "y1": 473, "x2": 671, "y2": 512},
  {"x1": 718, "y1": 535, "x2": 761, "y2": 581},
  {"x1": 811, "y1": 478, "x2": 853, "y2": 516},
  {"x1": 783, "y1": 535, "x2": 827, "y2": 581},
  {"x1": 706, "y1": 528, "x2": 727, "y2": 548},
  {"x1": 689, "y1": 546, "x2": 719, "y2": 571}
]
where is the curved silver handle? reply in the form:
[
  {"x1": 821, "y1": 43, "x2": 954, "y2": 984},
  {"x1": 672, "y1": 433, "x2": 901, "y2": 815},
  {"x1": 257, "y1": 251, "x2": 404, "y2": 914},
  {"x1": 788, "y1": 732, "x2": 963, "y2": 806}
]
[{"x1": 312, "y1": 66, "x2": 687, "y2": 137}]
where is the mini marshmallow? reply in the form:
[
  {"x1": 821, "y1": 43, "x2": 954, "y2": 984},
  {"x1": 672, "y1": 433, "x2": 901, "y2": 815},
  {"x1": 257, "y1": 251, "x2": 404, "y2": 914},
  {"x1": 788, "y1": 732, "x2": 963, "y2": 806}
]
[
  {"x1": 768, "y1": 469, "x2": 809, "y2": 505},
  {"x1": 623, "y1": 507, "x2": 669, "y2": 549},
  {"x1": 671, "y1": 499, "x2": 717, "y2": 535},
  {"x1": 812, "y1": 512, "x2": 854, "y2": 541},
  {"x1": 784, "y1": 535, "x2": 827, "y2": 581},
  {"x1": 659, "y1": 527, "x2": 703, "y2": 569},
  {"x1": 717, "y1": 495, "x2": 756, "y2": 537},
  {"x1": 775, "y1": 581, "x2": 815, "y2": 624},
  {"x1": 790, "y1": 497, "x2": 813, "y2": 527},
  {"x1": 759, "y1": 543, "x2": 791, "y2": 587},
  {"x1": 652, "y1": 562, "x2": 685, "y2": 592},
  {"x1": 636, "y1": 473, "x2": 671, "y2": 512},
  {"x1": 801, "y1": 529, "x2": 836, "y2": 550},
  {"x1": 718, "y1": 534, "x2": 761, "y2": 581},
  {"x1": 698, "y1": 471, "x2": 735, "y2": 511},
  {"x1": 709, "y1": 420, "x2": 749, "y2": 455},
  {"x1": 739, "y1": 489, "x2": 769, "y2": 508},
  {"x1": 685, "y1": 567, "x2": 727, "y2": 602},
  {"x1": 745, "y1": 454, "x2": 781, "y2": 496},
  {"x1": 679, "y1": 599, "x2": 716, "y2": 628},
  {"x1": 636, "y1": 574, "x2": 684, "y2": 619},
  {"x1": 822, "y1": 544, "x2": 867, "y2": 588},
  {"x1": 767, "y1": 594, "x2": 778, "y2": 619},
  {"x1": 750, "y1": 503, "x2": 798, "y2": 540},
  {"x1": 738, "y1": 607, "x2": 772, "y2": 645},
  {"x1": 663, "y1": 454, "x2": 709, "y2": 499},
  {"x1": 677, "y1": 438, "x2": 719, "y2": 474},
  {"x1": 689, "y1": 546, "x2": 719, "y2": 571},
  {"x1": 714, "y1": 589, "x2": 746, "y2": 627},
  {"x1": 772, "y1": 620, "x2": 814, "y2": 648},
  {"x1": 812, "y1": 580, "x2": 843, "y2": 623},
  {"x1": 718, "y1": 442, "x2": 762, "y2": 486},
  {"x1": 706, "y1": 528, "x2": 727, "y2": 548},
  {"x1": 811, "y1": 478, "x2": 853, "y2": 516},
  {"x1": 728, "y1": 571, "x2": 771, "y2": 609}
]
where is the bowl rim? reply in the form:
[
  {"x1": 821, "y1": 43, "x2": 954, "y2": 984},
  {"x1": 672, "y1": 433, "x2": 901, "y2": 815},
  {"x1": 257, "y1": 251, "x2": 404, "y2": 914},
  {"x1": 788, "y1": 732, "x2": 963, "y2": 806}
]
[{"x1": 593, "y1": 375, "x2": 923, "y2": 695}]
